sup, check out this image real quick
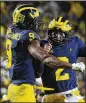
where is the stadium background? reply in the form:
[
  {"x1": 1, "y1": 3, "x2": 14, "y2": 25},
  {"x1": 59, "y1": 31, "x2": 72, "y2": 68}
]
[{"x1": 0, "y1": 1, "x2": 86, "y2": 102}]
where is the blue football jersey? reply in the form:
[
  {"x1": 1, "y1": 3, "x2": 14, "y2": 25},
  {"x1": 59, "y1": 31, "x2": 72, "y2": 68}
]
[
  {"x1": 6, "y1": 24, "x2": 40, "y2": 85},
  {"x1": 41, "y1": 36, "x2": 85, "y2": 93}
]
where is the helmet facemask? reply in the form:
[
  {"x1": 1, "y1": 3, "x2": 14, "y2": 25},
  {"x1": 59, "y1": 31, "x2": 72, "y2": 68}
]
[
  {"x1": 48, "y1": 28, "x2": 71, "y2": 46},
  {"x1": 33, "y1": 16, "x2": 42, "y2": 32}
]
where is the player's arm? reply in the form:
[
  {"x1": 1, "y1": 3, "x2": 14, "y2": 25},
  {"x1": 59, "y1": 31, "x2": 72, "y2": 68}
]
[{"x1": 28, "y1": 39, "x2": 72, "y2": 69}]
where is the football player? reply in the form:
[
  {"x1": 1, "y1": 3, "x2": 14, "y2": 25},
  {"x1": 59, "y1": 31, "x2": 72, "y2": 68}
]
[
  {"x1": 39, "y1": 17, "x2": 86, "y2": 102},
  {"x1": 6, "y1": 4, "x2": 85, "y2": 102}
]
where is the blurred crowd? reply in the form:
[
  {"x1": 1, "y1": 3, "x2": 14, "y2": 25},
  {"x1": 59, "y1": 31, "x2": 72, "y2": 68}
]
[{"x1": 0, "y1": 1, "x2": 86, "y2": 102}]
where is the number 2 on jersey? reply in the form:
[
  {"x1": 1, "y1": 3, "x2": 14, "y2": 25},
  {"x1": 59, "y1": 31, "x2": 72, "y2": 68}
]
[
  {"x1": 55, "y1": 57, "x2": 70, "y2": 81},
  {"x1": 6, "y1": 39, "x2": 12, "y2": 69}
]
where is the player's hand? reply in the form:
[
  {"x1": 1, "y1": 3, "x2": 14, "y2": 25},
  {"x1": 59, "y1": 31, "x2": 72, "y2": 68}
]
[
  {"x1": 72, "y1": 62, "x2": 85, "y2": 72},
  {"x1": 43, "y1": 43, "x2": 52, "y2": 53}
]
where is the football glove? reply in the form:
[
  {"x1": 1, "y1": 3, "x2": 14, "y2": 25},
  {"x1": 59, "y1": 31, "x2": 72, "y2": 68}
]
[{"x1": 72, "y1": 62, "x2": 85, "y2": 72}]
